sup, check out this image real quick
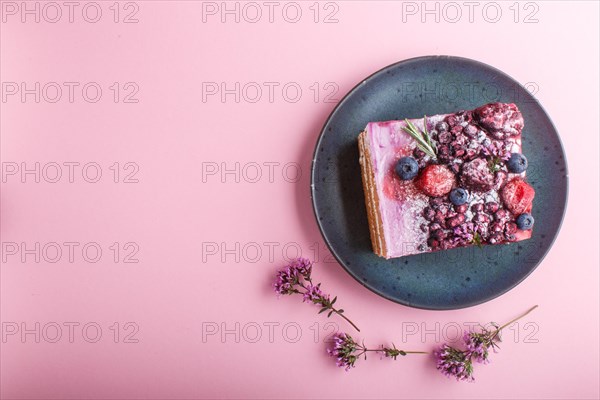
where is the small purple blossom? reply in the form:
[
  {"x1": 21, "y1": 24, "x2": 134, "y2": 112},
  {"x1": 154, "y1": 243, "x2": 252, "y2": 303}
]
[
  {"x1": 288, "y1": 257, "x2": 312, "y2": 277},
  {"x1": 273, "y1": 258, "x2": 360, "y2": 332},
  {"x1": 435, "y1": 344, "x2": 474, "y2": 382},
  {"x1": 435, "y1": 306, "x2": 538, "y2": 383},
  {"x1": 327, "y1": 332, "x2": 427, "y2": 371},
  {"x1": 327, "y1": 333, "x2": 359, "y2": 371},
  {"x1": 464, "y1": 329, "x2": 498, "y2": 364},
  {"x1": 273, "y1": 257, "x2": 312, "y2": 296},
  {"x1": 273, "y1": 268, "x2": 298, "y2": 296},
  {"x1": 302, "y1": 283, "x2": 328, "y2": 304},
  {"x1": 435, "y1": 327, "x2": 498, "y2": 381}
]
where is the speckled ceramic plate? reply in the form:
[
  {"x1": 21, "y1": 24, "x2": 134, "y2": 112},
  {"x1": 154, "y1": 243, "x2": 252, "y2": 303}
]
[{"x1": 310, "y1": 56, "x2": 567, "y2": 310}]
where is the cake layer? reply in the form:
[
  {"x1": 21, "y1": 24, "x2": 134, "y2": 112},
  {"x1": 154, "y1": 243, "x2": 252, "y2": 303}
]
[{"x1": 358, "y1": 103, "x2": 534, "y2": 259}]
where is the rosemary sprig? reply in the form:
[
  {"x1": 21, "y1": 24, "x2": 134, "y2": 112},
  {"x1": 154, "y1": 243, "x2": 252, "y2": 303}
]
[
  {"x1": 421, "y1": 116, "x2": 436, "y2": 151},
  {"x1": 402, "y1": 116, "x2": 437, "y2": 159}
]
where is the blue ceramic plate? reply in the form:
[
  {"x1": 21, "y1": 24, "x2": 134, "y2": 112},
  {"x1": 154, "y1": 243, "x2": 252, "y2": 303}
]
[{"x1": 310, "y1": 56, "x2": 567, "y2": 310}]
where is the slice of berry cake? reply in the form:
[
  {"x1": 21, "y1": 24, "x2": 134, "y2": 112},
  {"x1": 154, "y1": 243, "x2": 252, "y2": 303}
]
[{"x1": 358, "y1": 102, "x2": 535, "y2": 259}]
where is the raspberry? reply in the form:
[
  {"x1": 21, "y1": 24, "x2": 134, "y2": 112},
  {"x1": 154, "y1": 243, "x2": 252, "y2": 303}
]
[
  {"x1": 431, "y1": 229, "x2": 447, "y2": 241},
  {"x1": 461, "y1": 111, "x2": 473, "y2": 123},
  {"x1": 465, "y1": 148, "x2": 479, "y2": 160},
  {"x1": 490, "y1": 222, "x2": 504, "y2": 233},
  {"x1": 437, "y1": 204, "x2": 450, "y2": 215},
  {"x1": 460, "y1": 158, "x2": 495, "y2": 191},
  {"x1": 451, "y1": 125, "x2": 464, "y2": 135},
  {"x1": 438, "y1": 132, "x2": 452, "y2": 144},
  {"x1": 485, "y1": 201, "x2": 499, "y2": 214},
  {"x1": 488, "y1": 233, "x2": 504, "y2": 244},
  {"x1": 473, "y1": 213, "x2": 491, "y2": 224},
  {"x1": 434, "y1": 211, "x2": 446, "y2": 226},
  {"x1": 474, "y1": 102, "x2": 524, "y2": 139},
  {"x1": 471, "y1": 203, "x2": 484, "y2": 212},
  {"x1": 452, "y1": 134, "x2": 467, "y2": 147},
  {"x1": 501, "y1": 178, "x2": 535, "y2": 215},
  {"x1": 446, "y1": 214, "x2": 465, "y2": 228},
  {"x1": 423, "y1": 207, "x2": 436, "y2": 221},
  {"x1": 429, "y1": 223, "x2": 442, "y2": 231},
  {"x1": 437, "y1": 145, "x2": 451, "y2": 162},
  {"x1": 454, "y1": 204, "x2": 468, "y2": 213},
  {"x1": 494, "y1": 209, "x2": 511, "y2": 223},
  {"x1": 463, "y1": 124, "x2": 478, "y2": 137},
  {"x1": 446, "y1": 115, "x2": 459, "y2": 127},
  {"x1": 428, "y1": 237, "x2": 440, "y2": 249},
  {"x1": 417, "y1": 164, "x2": 456, "y2": 197}
]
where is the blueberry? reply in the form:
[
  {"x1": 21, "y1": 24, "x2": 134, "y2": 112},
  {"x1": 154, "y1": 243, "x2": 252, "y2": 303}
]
[
  {"x1": 506, "y1": 153, "x2": 528, "y2": 173},
  {"x1": 516, "y1": 213, "x2": 534, "y2": 230},
  {"x1": 395, "y1": 156, "x2": 419, "y2": 180},
  {"x1": 449, "y1": 188, "x2": 469, "y2": 206}
]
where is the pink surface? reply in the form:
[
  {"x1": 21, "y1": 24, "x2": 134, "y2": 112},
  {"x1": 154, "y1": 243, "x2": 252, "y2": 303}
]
[{"x1": 1, "y1": 1, "x2": 598, "y2": 399}]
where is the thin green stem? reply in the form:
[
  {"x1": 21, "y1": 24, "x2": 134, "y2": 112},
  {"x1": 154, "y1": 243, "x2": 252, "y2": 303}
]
[
  {"x1": 490, "y1": 305, "x2": 539, "y2": 342},
  {"x1": 296, "y1": 282, "x2": 361, "y2": 332},
  {"x1": 362, "y1": 348, "x2": 428, "y2": 355},
  {"x1": 497, "y1": 305, "x2": 539, "y2": 332},
  {"x1": 332, "y1": 308, "x2": 361, "y2": 332},
  {"x1": 402, "y1": 118, "x2": 437, "y2": 159}
]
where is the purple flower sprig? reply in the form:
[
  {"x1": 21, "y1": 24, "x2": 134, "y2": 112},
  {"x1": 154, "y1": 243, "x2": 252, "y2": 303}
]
[
  {"x1": 328, "y1": 332, "x2": 428, "y2": 371},
  {"x1": 436, "y1": 305, "x2": 538, "y2": 382},
  {"x1": 435, "y1": 344, "x2": 475, "y2": 382},
  {"x1": 274, "y1": 258, "x2": 360, "y2": 332}
]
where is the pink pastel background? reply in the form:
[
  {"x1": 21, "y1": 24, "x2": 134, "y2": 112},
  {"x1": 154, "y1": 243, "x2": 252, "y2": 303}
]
[{"x1": 1, "y1": 1, "x2": 598, "y2": 399}]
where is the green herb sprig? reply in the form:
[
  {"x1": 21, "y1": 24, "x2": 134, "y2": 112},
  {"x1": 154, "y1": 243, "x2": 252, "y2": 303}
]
[
  {"x1": 471, "y1": 232, "x2": 483, "y2": 248},
  {"x1": 402, "y1": 116, "x2": 437, "y2": 160},
  {"x1": 488, "y1": 156, "x2": 503, "y2": 172}
]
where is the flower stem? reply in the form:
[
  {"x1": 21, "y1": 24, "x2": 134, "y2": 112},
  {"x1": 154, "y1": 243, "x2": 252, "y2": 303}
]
[
  {"x1": 497, "y1": 305, "x2": 539, "y2": 332},
  {"x1": 296, "y1": 282, "x2": 361, "y2": 332},
  {"x1": 362, "y1": 349, "x2": 428, "y2": 354},
  {"x1": 333, "y1": 308, "x2": 361, "y2": 332}
]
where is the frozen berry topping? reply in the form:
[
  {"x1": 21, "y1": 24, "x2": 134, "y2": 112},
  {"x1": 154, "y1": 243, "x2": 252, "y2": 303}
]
[
  {"x1": 395, "y1": 156, "x2": 419, "y2": 180},
  {"x1": 372, "y1": 102, "x2": 534, "y2": 254},
  {"x1": 449, "y1": 188, "x2": 469, "y2": 206},
  {"x1": 417, "y1": 164, "x2": 455, "y2": 197},
  {"x1": 506, "y1": 153, "x2": 528, "y2": 174},
  {"x1": 474, "y1": 102, "x2": 524, "y2": 139},
  {"x1": 516, "y1": 213, "x2": 534, "y2": 230},
  {"x1": 460, "y1": 158, "x2": 495, "y2": 191},
  {"x1": 501, "y1": 178, "x2": 535, "y2": 215}
]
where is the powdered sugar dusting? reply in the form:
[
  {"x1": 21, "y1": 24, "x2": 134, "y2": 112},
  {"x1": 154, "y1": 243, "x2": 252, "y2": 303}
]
[{"x1": 363, "y1": 103, "x2": 532, "y2": 258}]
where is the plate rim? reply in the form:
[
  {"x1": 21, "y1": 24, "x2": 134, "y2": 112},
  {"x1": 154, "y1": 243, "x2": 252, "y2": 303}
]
[{"x1": 310, "y1": 55, "x2": 569, "y2": 310}]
